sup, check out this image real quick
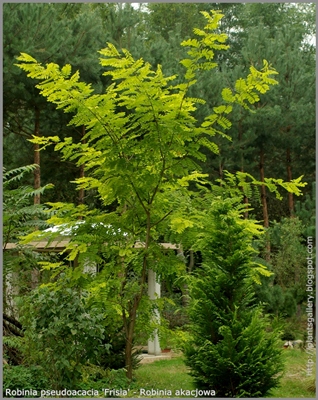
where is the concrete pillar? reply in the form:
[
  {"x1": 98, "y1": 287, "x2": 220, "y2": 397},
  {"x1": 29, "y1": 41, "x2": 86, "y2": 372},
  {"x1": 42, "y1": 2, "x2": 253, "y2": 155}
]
[
  {"x1": 4, "y1": 272, "x2": 19, "y2": 316},
  {"x1": 83, "y1": 258, "x2": 97, "y2": 275},
  {"x1": 147, "y1": 269, "x2": 161, "y2": 355}
]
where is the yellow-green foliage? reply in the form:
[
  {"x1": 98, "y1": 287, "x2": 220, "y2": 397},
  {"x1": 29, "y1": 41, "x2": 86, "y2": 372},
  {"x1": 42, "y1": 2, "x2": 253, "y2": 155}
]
[
  {"x1": 14, "y1": 12, "x2": 305, "y2": 381},
  {"x1": 15, "y1": 11, "x2": 306, "y2": 292},
  {"x1": 15, "y1": 11, "x2": 286, "y2": 255}
]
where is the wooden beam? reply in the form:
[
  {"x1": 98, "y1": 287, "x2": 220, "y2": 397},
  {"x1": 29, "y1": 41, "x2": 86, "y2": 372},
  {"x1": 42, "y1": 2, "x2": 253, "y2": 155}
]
[{"x1": 4, "y1": 240, "x2": 179, "y2": 252}]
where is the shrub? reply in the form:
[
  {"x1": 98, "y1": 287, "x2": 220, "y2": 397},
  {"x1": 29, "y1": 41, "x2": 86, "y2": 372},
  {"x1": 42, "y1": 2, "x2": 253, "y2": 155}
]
[
  {"x1": 80, "y1": 365, "x2": 131, "y2": 394},
  {"x1": 18, "y1": 282, "x2": 107, "y2": 390},
  {"x1": 162, "y1": 291, "x2": 188, "y2": 329},
  {"x1": 3, "y1": 364, "x2": 48, "y2": 398}
]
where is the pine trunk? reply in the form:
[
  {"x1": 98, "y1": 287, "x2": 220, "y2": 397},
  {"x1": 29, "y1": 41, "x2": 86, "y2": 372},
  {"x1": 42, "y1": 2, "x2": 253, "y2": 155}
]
[
  {"x1": 33, "y1": 107, "x2": 41, "y2": 205},
  {"x1": 243, "y1": 195, "x2": 249, "y2": 219},
  {"x1": 286, "y1": 148, "x2": 294, "y2": 217},
  {"x1": 238, "y1": 117, "x2": 248, "y2": 218},
  {"x1": 219, "y1": 160, "x2": 224, "y2": 181},
  {"x1": 78, "y1": 126, "x2": 86, "y2": 208},
  {"x1": 32, "y1": 106, "x2": 41, "y2": 288},
  {"x1": 259, "y1": 149, "x2": 270, "y2": 261},
  {"x1": 240, "y1": 167, "x2": 249, "y2": 219},
  {"x1": 259, "y1": 150, "x2": 269, "y2": 228},
  {"x1": 78, "y1": 165, "x2": 85, "y2": 204}
]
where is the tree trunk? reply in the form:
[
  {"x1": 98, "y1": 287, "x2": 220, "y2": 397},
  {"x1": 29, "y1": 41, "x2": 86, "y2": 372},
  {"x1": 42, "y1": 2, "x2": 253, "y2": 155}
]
[
  {"x1": 125, "y1": 295, "x2": 140, "y2": 380},
  {"x1": 78, "y1": 126, "x2": 86, "y2": 210},
  {"x1": 127, "y1": 25, "x2": 131, "y2": 50},
  {"x1": 3, "y1": 313, "x2": 24, "y2": 336},
  {"x1": 259, "y1": 149, "x2": 270, "y2": 261},
  {"x1": 238, "y1": 117, "x2": 248, "y2": 218},
  {"x1": 124, "y1": 218, "x2": 150, "y2": 380},
  {"x1": 32, "y1": 107, "x2": 41, "y2": 288},
  {"x1": 259, "y1": 150, "x2": 269, "y2": 228},
  {"x1": 78, "y1": 164, "x2": 85, "y2": 205},
  {"x1": 33, "y1": 107, "x2": 41, "y2": 205},
  {"x1": 286, "y1": 147, "x2": 295, "y2": 217},
  {"x1": 240, "y1": 167, "x2": 249, "y2": 219},
  {"x1": 243, "y1": 195, "x2": 249, "y2": 219},
  {"x1": 182, "y1": 249, "x2": 194, "y2": 307},
  {"x1": 124, "y1": 275, "x2": 148, "y2": 380}
]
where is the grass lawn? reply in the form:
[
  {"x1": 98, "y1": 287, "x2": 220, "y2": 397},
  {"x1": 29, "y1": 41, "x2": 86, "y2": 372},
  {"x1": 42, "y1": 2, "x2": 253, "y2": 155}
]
[
  {"x1": 266, "y1": 348, "x2": 316, "y2": 398},
  {"x1": 121, "y1": 348, "x2": 316, "y2": 398},
  {"x1": 126, "y1": 356, "x2": 195, "y2": 398}
]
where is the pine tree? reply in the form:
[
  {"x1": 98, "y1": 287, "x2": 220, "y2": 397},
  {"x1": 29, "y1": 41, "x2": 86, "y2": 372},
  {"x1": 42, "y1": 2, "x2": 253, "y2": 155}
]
[{"x1": 3, "y1": 3, "x2": 107, "y2": 204}]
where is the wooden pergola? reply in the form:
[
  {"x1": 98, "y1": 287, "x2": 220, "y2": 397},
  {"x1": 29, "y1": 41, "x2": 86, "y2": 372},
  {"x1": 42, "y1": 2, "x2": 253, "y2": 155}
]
[{"x1": 5, "y1": 238, "x2": 180, "y2": 355}]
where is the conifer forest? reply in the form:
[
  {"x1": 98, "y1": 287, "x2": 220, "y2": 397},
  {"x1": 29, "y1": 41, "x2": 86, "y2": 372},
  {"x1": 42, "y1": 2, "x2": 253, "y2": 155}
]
[{"x1": 3, "y1": 3, "x2": 316, "y2": 398}]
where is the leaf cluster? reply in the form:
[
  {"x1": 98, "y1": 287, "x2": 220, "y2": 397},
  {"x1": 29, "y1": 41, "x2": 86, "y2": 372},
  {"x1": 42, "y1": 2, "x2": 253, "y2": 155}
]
[
  {"x1": 3, "y1": 365, "x2": 48, "y2": 397},
  {"x1": 3, "y1": 165, "x2": 53, "y2": 245},
  {"x1": 3, "y1": 165, "x2": 56, "y2": 313}
]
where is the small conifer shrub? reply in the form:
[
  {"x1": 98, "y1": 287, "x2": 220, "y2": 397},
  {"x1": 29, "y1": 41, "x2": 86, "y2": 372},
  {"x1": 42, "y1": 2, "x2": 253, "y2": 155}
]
[{"x1": 184, "y1": 198, "x2": 284, "y2": 397}]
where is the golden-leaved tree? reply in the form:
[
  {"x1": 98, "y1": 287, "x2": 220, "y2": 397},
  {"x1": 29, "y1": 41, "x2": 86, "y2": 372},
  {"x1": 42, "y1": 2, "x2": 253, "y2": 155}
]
[{"x1": 16, "y1": 11, "x2": 304, "y2": 380}]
